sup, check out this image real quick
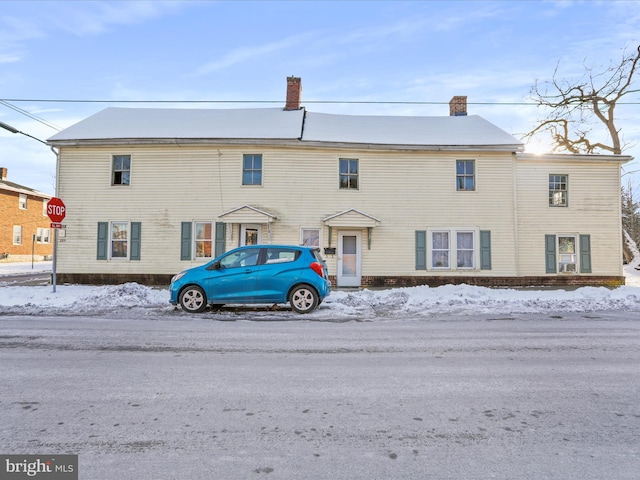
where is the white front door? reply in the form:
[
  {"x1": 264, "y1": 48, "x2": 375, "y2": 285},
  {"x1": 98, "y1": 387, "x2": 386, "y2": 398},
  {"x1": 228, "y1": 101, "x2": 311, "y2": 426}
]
[
  {"x1": 337, "y1": 231, "x2": 361, "y2": 287},
  {"x1": 240, "y1": 224, "x2": 262, "y2": 246}
]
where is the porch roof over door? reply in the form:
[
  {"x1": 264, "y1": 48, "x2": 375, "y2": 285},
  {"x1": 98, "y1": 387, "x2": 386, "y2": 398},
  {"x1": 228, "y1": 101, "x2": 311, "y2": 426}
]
[
  {"x1": 323, "y1": 208, "x2": 381, "y2": 228},
  {"x1": 218, "y1": 205, "x2": 278, "y2": 224}
]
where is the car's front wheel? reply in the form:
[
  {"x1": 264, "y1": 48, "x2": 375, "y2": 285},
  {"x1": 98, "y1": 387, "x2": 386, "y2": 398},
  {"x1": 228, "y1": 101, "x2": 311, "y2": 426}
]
[
  {"x1": 179, "y1": 285, "x2": 207, "y2": 313},
  {"x1": 290, "y1": 285, "x2": 319, "y2": 314}
]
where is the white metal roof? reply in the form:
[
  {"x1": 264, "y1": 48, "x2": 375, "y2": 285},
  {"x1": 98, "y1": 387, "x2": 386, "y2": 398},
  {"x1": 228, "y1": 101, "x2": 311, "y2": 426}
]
[
  {"x1": 48, "y1": 107, "x2": 523, "y2": 150},
  {"x1": 48, "y1": 107, "x2": 305, "y2": 141},
  {"x1": 303, "y1": 112, "x2": 522, "y2": 148}
]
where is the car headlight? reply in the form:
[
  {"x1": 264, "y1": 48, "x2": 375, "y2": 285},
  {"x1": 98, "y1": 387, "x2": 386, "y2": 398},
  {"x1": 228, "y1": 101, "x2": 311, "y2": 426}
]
[{"x1": 171, "y1": 271, "x2": 187, "y2": 284}]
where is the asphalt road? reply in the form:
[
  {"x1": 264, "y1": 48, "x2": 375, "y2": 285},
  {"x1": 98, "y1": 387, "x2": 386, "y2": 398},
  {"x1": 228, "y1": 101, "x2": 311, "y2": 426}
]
[{"x1": 1, "y1": 311, "x2": 639, "y2": 479}]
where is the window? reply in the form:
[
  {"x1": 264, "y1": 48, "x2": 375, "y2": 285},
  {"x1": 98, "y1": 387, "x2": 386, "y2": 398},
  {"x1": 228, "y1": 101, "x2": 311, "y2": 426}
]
[
  {"x1": 549, "y1": 174, "x2": 568, "y2": 207},
  {"x1": 431, "y1": 231, "x2": 450, "y2": 268},
  {"x1": 456, "y1": 160, "x2": 475, "y2": 191},
  {"x1": 219, "y1": 248, "x2": 260, "y2": 268},
  {"x1": 111, "y1": 222, "x2": 129, "y2": 258},
  {"x1": 195, "y1": 222, "x2": 213, "y2": 258},
  {"x1": 301, "y1": 228, "x2": 320, "y2": 247},
  {"x1": 13, "y1": 225, "x2": 22, "y2": 245},
  {"x1": 242, "y1": 154, "x2": 262, "y2": 185},
  {"x1": 112, "y1": 155, "x2": 131, "y2": 186},
  {"x1": 456, "y1": 231, "x2": 474, "y2": 268},
  {"x1": 429, "y1": 229, "x2": 476, "y2": 270},
  {"x1": 36, "y1": 228, "x2": 51, "y2": 244},
  {"x1": 339, "y1": 158, "x2": 359, "y2": 190},
  {"x1": 558, "y1": 236, "x2": 576, "y2": 272},
  {"x1": 19, "y1": 194, "x2": 27, "y2": 209}
]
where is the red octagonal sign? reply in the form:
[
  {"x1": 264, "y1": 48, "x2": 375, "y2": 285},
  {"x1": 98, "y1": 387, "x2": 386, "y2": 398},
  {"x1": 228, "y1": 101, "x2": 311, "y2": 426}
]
[{"x1": 47, "y1": 197, "x2": 66, "y2": 224}]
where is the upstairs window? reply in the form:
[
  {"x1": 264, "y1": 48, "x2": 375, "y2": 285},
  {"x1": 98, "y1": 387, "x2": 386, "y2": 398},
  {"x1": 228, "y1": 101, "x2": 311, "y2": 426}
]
[
  {"x1": 112, "y1": 155, "x2": 131, "y2": 186},
  {"x1": 456, "y1": 160, "x2": 475, "y2": 191},
  {"x1": 549, "y1": 174, "x2": 568, "y2": 207},
  {"x1": 242, "y1": 154, "x2": 262, "y2": 185},
  {"x1": 19, "y1": 194, "x2": 27, "y2": 209},
  {"x1": 339, "y1": 158, "x2": 359, "y2": 190}
]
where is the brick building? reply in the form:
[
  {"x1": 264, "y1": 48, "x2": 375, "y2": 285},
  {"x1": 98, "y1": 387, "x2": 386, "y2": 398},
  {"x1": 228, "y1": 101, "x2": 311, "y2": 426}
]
[{"x1": 0, "y1": 167, "x2": 53, "y2": 262}]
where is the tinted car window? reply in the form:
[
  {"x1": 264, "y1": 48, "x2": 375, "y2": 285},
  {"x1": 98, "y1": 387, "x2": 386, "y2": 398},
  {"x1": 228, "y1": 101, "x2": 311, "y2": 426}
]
[
  {"x1": 265, "y1": 248, "x2": 300, "y2": 264},
  {"x1": 219, "y1": 248, "x2": 260, "y2": 268}
]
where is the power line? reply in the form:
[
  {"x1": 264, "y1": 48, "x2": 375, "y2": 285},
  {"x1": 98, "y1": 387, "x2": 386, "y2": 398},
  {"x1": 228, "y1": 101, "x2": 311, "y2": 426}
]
[
  {"x1": 2, "y1": 98, "x2": 639, "y2": 105},
  {"x1": 0, "y1": 100, "x2": 62, "y2": 131}
]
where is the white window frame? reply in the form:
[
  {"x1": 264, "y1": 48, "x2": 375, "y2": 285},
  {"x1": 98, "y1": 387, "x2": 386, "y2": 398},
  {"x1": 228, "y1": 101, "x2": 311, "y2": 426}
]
[
  {"x1": 557, "y1": 234, "x2": 577, "y2": 273},
  {"x1": 430, "y1": 230, "x2": 450, "y2": 269},
  {"x1": 549, "y1": 174, "x2": 568, "y2": 207},
  {"x1": 36, "y1": 228, "x2": 51, "y2": 244},
  {"x1": 301, "y1": 228, "x2": 321, "y2": 248},
  {"x1": 13, "y1": 225, "x2": 22, "y2": 245},
  {"x1": 42, "y1": 201, "x2": 48, "y2": 217},
  {"x1": 111, "y1": 154, "x2": 131, "y2": 186},
  {"x1": 110, "y1": 221, "x2": 130, "y2": 259},
  {"x1": 194, "y1": 222, "x2": 214, "y2": 259},
  {"x1": 456, "y1": 160, "x2": 476, "y2": 192},
  {"x1": 19, "y1": 194, "x2": 27, "y2": 210},
  {"x1": 428, "y1": 228, "x2": 478, "y2": 270}
]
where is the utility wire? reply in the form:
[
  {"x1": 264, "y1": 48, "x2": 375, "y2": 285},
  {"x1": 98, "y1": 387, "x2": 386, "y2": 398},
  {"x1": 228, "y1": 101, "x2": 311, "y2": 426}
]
[
  {"x1": 2, "y1": 98, "x2": 640, "y2": 105},
  {"x1": 0, "y1": 100, "x2": 62, "y2": 131}
]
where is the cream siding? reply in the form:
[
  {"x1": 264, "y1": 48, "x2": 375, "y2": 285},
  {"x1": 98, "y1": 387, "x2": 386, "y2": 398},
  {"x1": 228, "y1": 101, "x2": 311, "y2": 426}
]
[
  {"x1": 54, "y1": 143, "x2": 626, "y2": 283},
  {"x1": 56, "y1": 145, "x2": 521, "y2": 278},
  {"x1": 516, "y1": 158, "x2": 623, "y2": 276}
]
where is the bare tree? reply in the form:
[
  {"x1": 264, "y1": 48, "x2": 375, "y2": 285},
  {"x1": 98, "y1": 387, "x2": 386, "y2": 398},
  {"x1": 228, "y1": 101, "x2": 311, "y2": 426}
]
[{"x1": 526, "y1": 45, "x2": 640, "y2": 154}]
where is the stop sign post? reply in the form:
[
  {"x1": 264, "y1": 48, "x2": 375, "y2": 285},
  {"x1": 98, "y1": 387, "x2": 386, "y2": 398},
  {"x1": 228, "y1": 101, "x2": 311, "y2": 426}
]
[
  {"x1": 47, "y1": 197, "x2": 66, "y2": 227},
  {"x1": 46, "y1": 197, "x2": 66, "y2": 294}
]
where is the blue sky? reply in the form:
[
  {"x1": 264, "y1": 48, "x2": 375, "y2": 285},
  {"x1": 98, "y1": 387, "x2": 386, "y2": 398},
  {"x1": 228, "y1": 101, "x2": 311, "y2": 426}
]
[{"x1": 1, "y1": 0, "x2": 639, "y2": 195}]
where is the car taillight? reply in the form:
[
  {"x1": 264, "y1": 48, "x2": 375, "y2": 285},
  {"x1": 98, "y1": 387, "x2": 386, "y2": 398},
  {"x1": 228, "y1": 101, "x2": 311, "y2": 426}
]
[{"x1": 310, "y1": 262, "x2": 324, "y2": 277}]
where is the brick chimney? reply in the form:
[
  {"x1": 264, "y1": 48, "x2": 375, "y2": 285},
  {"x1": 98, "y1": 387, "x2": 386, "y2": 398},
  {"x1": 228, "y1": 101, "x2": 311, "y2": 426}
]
[
  {"x1": 0, "y1": 167, "x2": 7, "y2": 181},
  {"x1": 449, "y1": 96, "x2": 467, "y2": 116},
  {"x1": 284, "y1": 76, "x2": 302, "y2": 110}
]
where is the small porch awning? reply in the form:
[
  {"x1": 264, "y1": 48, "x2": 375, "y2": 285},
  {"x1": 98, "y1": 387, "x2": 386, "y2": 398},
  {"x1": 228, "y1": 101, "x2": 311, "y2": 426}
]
[
  {"x1": 323, "y1": 208, "x2": 381, "y2": 228},
  {"x1": 218, "y1": 205, "x2": 278, "y2": 224}
]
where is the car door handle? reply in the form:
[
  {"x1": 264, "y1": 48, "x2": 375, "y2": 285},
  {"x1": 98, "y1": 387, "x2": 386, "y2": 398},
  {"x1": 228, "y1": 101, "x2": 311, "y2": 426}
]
[{"x1": 244, "y1": 269, "x2": 253, "y2": 274}]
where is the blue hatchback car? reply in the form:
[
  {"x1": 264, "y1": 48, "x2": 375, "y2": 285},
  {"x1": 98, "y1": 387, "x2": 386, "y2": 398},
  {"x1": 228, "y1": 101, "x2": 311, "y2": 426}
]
[{"x1": 170, "y1": 245, "x2": 331, "y2": 314}]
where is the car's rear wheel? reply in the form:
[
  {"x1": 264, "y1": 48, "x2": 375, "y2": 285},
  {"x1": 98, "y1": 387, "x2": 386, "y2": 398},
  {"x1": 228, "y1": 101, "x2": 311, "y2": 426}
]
[
  {"x1": 290, "y1": 285, "x2": 319, "y2": 314},
  {"x1": 179, "y1": 285, "x2": 207, "y2": 313}
]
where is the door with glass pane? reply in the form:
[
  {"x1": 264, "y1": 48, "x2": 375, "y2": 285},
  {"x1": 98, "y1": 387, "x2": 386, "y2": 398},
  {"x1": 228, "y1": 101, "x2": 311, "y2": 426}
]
[
  {"x1": 337, "y1": 231, "x2": 361, "y2": 287},
  {"x1": 240, "y1": 224, "x2": 262, "y2": 246}
]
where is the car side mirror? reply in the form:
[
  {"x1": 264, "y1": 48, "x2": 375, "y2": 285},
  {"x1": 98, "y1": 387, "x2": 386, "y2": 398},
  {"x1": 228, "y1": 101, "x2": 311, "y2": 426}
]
[{"x1": 206, "y1": 260, "x2": 222, "y2": 271}]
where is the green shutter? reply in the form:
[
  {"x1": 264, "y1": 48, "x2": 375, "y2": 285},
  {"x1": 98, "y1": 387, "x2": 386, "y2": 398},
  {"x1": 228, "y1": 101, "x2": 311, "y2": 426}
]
[
  {"x1": 415, "y1": 230, "x2": 426, "y2": 270},
  {"x1": 130, "y1": 222, "x2": 141, "y2": 261},
  {"x1": 215, "y1": 222, "x2": 226, "y2": 257},
  {"x1": 181, "y1": 222, "x2": 192, "y2": 261},
  {"x1": 580, "y1": 234, "x2": 592, "y2": 273},
  {"x1": 480, "y1": 230, "x2": 491, "y2": 270},
  {"x1": 545, "y1": 234, "x2": 557, "y2": 273},
  {"x1": 97, "y1": 222, "x2": 108, "y2": 260}
]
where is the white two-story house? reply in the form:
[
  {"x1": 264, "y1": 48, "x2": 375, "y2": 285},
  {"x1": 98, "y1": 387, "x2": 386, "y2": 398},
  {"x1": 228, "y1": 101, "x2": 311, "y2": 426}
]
[{"x1": 47, "y1": 77, "x2": 631, "y2": 287}]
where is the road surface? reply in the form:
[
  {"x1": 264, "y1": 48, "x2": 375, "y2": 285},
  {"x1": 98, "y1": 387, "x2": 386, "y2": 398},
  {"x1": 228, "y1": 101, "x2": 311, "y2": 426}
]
[{"x1": 1, "y1": 311, "x2": 639, "y2": 479}]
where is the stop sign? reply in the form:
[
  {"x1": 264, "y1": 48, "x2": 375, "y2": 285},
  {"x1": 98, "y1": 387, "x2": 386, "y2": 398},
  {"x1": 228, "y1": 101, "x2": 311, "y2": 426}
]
[{"x1": 47, "y1": 197, "x2": 66, "y2": 223}]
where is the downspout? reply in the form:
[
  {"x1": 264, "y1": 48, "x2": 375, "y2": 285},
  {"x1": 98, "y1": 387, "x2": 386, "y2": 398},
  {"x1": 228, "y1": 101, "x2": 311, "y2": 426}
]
[{"x1": 512, "y1": 152, "x2": 519, "y2": 278}]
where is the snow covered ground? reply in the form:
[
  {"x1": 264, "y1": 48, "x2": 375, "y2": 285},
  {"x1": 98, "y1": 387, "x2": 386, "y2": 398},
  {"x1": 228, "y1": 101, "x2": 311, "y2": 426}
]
[{"x1": 1, "y1": 260, "x2": 640, "y2": 318}]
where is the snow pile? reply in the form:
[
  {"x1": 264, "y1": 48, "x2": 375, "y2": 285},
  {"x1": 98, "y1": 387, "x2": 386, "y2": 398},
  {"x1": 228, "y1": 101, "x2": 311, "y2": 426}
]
[
  {"x1": 322, "y1": 284, "x2": 640, "y2": 318},
  {"x1": 1, "y1": 261, "x2": 640, "y2": 318}
]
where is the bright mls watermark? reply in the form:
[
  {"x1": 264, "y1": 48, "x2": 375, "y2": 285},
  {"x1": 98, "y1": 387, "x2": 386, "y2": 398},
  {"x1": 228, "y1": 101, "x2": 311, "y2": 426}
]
[{"x1": 1, "y1": 455, "x2": 77, "y2": 480}]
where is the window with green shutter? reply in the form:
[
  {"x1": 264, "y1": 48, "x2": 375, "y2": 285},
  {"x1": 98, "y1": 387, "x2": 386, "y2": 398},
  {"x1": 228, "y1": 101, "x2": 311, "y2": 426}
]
[
  {"x1": 97, "y1": 222, "x2": 108, "y2": 260},
  {"x1": 181, "y1": 222, "x2": 192, "y2": 260},
  {"x1": 415, "y1": 231, "x2": 426, "y2": 270},
  {"x1": 580, "y1": 234, "x2": 592, "y2": 273},
  {"x1": 545, "y1": 234, "x2": 557, "y2": 273},
  {"x1": 480, "y1": 230, "x2": 491, "y2": 270}
]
